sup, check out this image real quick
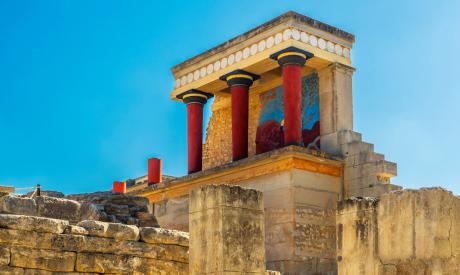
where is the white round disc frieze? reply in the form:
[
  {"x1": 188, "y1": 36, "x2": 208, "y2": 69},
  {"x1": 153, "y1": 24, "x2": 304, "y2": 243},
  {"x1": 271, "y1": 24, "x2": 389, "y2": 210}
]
[
  {"x1": 187, "y1": 73, "x2": 193, "y2": 83},
  {"x1": 221, "y1": 57, "x2": 228, "y2": 68},
  {"x1": 335, "y1": 44, "x2": 343, "y2": 56},
  {"x1": 274, "y1": 33, "x2": 283, "y2": 44},
  {"x1": 318, "y1": 38, "x2": 326, "y2": 50},
  {"x1": 235, "y1": 51, "x2": 243, "y2": 62},
  {"x1": 200, "y1": 67, "x2": 207, "y2": 77},
  {"x1": 300, "y1": 32, "x2": 309, "y2": 43},
  {"x1": 243, "y1": 47, "x2": 250, "y2": 59},
  {"x1": 206, "y1": 64, "x2": 214, "y2": 74},
  {"x1": 343, "y1": 48, "x2": 350, "y2": 58},
  {"x1": 283, "y1": 29, "x2": 292, "y2": 41},
  {"x1": 327, "y1": 41, "x2": 335, "y2": 52},
  {"x1": 180, "y1": 76, "x2": 187, "y2": 86},
  {"x1": 213, "y1": 61, "x2": 221, "y2": 71},
  {"x1": 193, "y1": 70, "x2": 200, "y2": 81},
  {"x1": 309, "y1": 35, "x2": 318, "y2": 47},
  {"x1": 250, "y1": 44, "x2": 258, "y2": 55},
  {"x1": 258, "y1": 40, "x2": 266, "y2": 52},
  {"x1": 228, "y1": 54, "x2": 235, "y2": 65},
  {"x1": 266, "y1": 36, "x2": 275, "y2": 48},
  {"x1": 292, "y1": 29, "x2": 300, "y2": 40},
  {"x1": 175, "y1": 79, "x2": 181, "y2": 88}
]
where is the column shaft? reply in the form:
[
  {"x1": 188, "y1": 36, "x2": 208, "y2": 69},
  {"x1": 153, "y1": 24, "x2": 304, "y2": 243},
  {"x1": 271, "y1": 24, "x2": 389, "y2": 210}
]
[
  {"x1": 187, "y1": 102, "x2": 204, "y2": 173},
  {"x1": 231, "y1": 85, "x2": 249, "y2": 161},
  {"x1": 282, "y1": 64, "x2": 303, "y2": 146}
]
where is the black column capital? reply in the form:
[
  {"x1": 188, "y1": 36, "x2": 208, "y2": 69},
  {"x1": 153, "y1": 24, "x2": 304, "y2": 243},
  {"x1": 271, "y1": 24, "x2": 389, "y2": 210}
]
[
  {"x1": 270, "y1": 46, "x2": 314, "y2": 67},
  {"x1": 219, "y1": 69, "x2": 260, "y2": 87},
  {"x1": 176, "y1": 89, "x2": 214, "y2": 104}
]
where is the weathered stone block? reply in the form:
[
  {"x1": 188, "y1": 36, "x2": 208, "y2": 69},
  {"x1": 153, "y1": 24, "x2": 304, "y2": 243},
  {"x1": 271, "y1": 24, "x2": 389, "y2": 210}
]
[
  {"x1": 63, "y1": 225, "x2": 88, "y2": 235},
  {"x1": 76, "y1": 252, "x2": 188, "y2": 274},
  {"x1": 76, "y1": 220, "x2": 108, "y2": 237},
  {"x1": 189, "y1": 185, "x2": 265, "y2": 275},
  {"x1": 10, "y1": 247, "x2": 76, "y2": 272},
  {"x1": 35, "y1": 196, "x2": 81, "y2": 222},
  {"x1": 77, "y1": 220, "x2": 139, "y2": 241},
  {"x1": 0, "y1": 246, "x2": 10, "y2": 266},
  {"x1": 106, "y1": 222, "x2": 139, "y2": 241},
  {"x1": 0, "y1": 266, "x2": 24, "y2": 275},
  {"x1": 140, "y1": 227, "x2": 189, "y2": 246},
  {"x1": 0, "y1": 214, "x2": 68, "y2": 234},
  {"x1": 0, "y1": 196, "x2": 38, "y2": 216}
]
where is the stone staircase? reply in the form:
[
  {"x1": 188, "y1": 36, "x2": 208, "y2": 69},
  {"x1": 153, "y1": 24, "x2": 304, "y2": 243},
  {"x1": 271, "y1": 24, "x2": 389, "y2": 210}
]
[{"x1": 337, "y1": 130, "x2": 401, "y2": 198}]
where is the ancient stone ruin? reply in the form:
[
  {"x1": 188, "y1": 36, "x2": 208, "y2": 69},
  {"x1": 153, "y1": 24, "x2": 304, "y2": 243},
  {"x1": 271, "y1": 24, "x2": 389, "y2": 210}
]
[{"x1": 2, "y1": 10, "x2": 459, "y2": 275}]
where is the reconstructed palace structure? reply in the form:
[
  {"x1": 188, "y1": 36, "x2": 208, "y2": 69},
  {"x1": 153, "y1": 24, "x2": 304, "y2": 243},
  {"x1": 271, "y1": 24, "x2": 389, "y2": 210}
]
[
  {"x1": 121, "y1": 11, "x2": 459, "y2": 274},
  {"x1": 1, "y1": 11, "x2": 459, "y2": 275}
]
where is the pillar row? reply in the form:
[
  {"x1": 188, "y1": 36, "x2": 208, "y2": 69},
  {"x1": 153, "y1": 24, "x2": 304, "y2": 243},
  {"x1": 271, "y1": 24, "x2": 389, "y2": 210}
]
[
  {"x1": 220, "y1": 69, "x2": 259, "y2": 161},
  {"x1": 271, "y1": 46, "x2": 313, "y2": 146},
  {"x1": 177, "y1": 90, "x2": 213, "y2": 174}
]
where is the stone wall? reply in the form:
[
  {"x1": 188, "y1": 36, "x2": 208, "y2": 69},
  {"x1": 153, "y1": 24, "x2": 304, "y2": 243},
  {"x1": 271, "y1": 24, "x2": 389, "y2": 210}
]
[
  {"x1": 202, "y1": 91, "x2": 261, "y2": 170},
  {"x1": 0, "y1": 214, "x2": 188, "y2": 274},
  {"x1": 0, "y1": 193, "x2": 159, "y2": 227},
  {"x1": 337, "y1": 188, "x2": 460, "y2": 274}
]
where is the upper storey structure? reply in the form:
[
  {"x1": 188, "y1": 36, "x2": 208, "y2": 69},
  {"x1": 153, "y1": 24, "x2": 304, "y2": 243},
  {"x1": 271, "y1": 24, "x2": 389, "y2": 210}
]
[{"x1": 170, "y1": 11, "x2": 354, "y2": 100}]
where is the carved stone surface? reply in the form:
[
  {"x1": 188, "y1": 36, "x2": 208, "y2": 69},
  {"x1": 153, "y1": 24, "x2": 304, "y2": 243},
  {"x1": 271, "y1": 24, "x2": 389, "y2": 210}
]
[
  {"x1": 337, "y1": 188, "x2": 460, "y2": 274},
  {"x1": 189, "y1": 185, "x2": 266, "y2": 275}
]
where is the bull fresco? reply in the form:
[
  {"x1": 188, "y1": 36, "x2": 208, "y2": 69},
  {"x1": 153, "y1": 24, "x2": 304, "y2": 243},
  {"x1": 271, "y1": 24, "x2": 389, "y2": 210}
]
[{"x1": 256, "y1": 73, "x2": 320, "y2": 154}]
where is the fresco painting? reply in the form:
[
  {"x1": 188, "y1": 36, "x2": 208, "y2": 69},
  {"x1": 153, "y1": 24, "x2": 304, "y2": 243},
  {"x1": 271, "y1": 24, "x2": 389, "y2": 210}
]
[{"x1": 255, "y1": 73, "x2": 320, "y2": 154}]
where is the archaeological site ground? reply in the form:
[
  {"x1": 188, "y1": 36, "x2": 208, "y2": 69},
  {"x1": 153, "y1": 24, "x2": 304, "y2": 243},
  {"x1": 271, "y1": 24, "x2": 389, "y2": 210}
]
[{"x1": 1, "y1": 11, "x2": 459, "y2": 275}]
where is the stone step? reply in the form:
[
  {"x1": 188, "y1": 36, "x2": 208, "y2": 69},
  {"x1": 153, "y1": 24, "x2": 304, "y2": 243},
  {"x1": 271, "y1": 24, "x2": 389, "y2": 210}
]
[
  {"x1": 341, "y1": 141, "x2": 374, "y2": 156},
  {"x1": 338, "y1": 130, "x2": 363, "y2": 145},
  {"x1": 345, "y1": 151, "x2": 385, "y2": 167}
]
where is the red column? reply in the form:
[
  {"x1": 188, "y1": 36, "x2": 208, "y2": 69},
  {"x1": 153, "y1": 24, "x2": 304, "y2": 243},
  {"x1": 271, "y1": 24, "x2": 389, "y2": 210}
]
[
  {"x1": 148, "y1": 158, "x2": 162, "y2": 185},
  {"x1": 112, "y1": 181, "x2": 126, "y2": 193},
  {"x1": 220, "y1": 70, "x2": 259, "y2": 161},
  {"x1": 270, "y1": 47, "x2": 313, "y2": 147},
  {"x1": 176, "y1": 90, "x2": 213, "y2": 174},
  {"x1": 282, "y1": 64, "x2": 303, "y2": 145},
  {"x1": 187, "y1": 102, "x2": 203, "y2": 173},
  {"x1": 231, "y1": 85, "x2": 249, "y2": 161}
]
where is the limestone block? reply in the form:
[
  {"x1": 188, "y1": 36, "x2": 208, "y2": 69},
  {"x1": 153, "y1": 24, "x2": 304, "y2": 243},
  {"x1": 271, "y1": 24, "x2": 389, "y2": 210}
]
[
  {"x1": 189, "y1": 184, "x2": 263, "y2": 213},
  {"x1": 337, "y1": 130, "x2": 362, "y2": 145},
  {"x1": 341, "y1": 141, "x2": 374, "y2": 156},
  {"x1": 266, "y1": 270, "x2": 281, "y2": 275},
  {"x1": 0, "y1": 246, "x2": 10, "y2": 266},
  {"x1": 76, "y1": 220, "x2": 108, "y2": 237},
  {"x1": 0, "y1": 266, "x2": 24, "y2": 275},
  {"x1": 22, "y1": 269, "x2": 99, "y2": 275},
  {"x1": 35, "y1": 196, "x2": 81, "y2": 222},
  {"x1": 0, "y1": 227, "x2": 188, "y2": 263},
  {"x1": 0, "y1": 214, "x2": 68, "y2": 234},
  {"x1": 189, "y1": 185, "x2": 265, "y2": 275},
  {"x1": 140, "y1": 227, "x2": 189, "y2": 246},
  {"x1": 0, "y1": 196, "x2": 38, "y2": 216},
  {"x1": 10, "y1": 247, "x2": 76, "y2": 272},
  {"x1": 75, "y1": 252, "x2": 188, "y2": 274},
  {"x1": 106, "y1": 222, "x2": 139, "y2": 241},
  {"x1": 63, "y1": 225, "x2": 88, "y2": 235}
]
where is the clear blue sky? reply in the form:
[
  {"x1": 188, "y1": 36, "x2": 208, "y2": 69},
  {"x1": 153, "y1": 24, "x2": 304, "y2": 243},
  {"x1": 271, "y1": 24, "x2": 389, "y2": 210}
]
[{"x1": 1, "y1": 1, "x2": 459, "y2": 194}]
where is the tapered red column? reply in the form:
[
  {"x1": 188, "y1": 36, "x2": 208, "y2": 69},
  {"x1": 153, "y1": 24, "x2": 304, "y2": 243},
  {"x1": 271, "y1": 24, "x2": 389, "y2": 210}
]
[
  {"x1": 220, "y1": 70, "x2": 259, "y2": 161},
  {"x1": 177, "y1": 90, "x2": 213, "y2": 174},
  {"x1": 271, "y1": 47, "x2": 313, "y2": 146}
]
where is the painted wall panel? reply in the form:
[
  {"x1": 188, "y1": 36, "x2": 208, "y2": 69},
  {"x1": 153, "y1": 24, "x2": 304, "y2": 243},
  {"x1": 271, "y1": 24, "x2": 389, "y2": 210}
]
[{"x1": 256, "y1": 73, "x2": 320, "y2": 154}]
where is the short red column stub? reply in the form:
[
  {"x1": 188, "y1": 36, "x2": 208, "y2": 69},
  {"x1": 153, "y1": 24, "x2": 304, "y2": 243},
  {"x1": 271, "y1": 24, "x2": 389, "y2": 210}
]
[
  {"x1": 112, "y1": 181, "x2": 126, "y2": 193},
  {"x1": 148, "y1": 158, "x2": 162, "y2": 185}
]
